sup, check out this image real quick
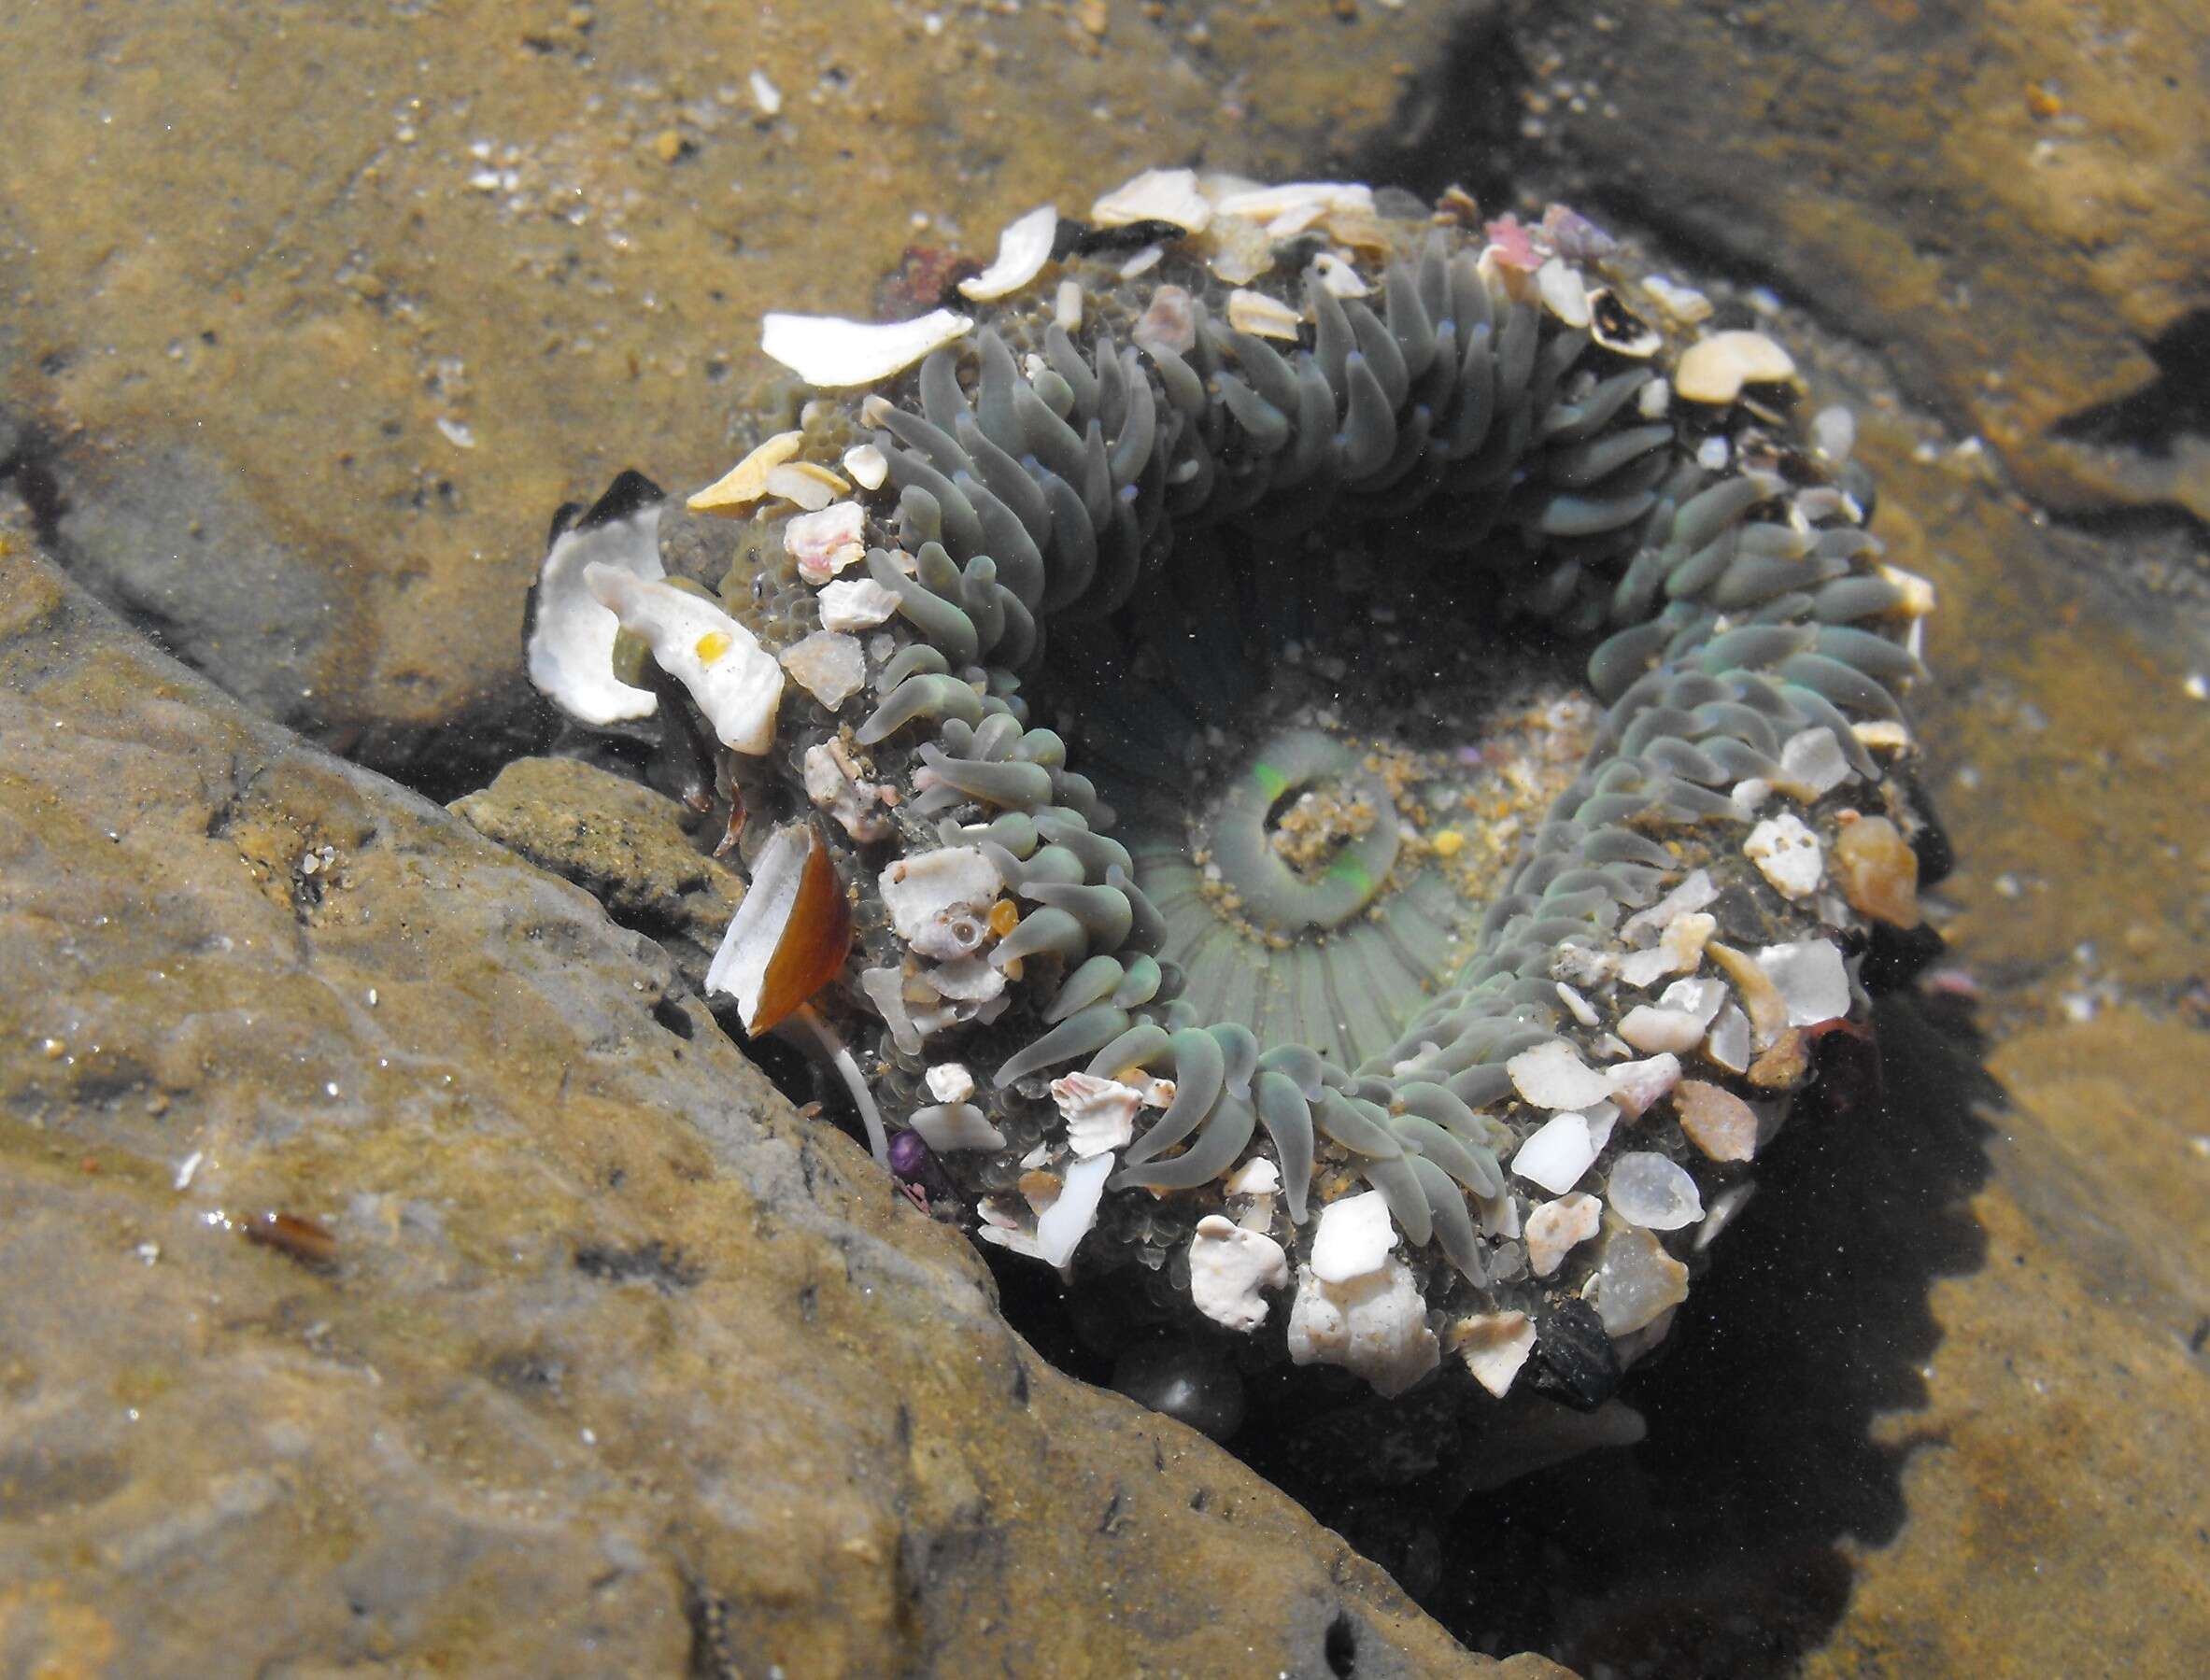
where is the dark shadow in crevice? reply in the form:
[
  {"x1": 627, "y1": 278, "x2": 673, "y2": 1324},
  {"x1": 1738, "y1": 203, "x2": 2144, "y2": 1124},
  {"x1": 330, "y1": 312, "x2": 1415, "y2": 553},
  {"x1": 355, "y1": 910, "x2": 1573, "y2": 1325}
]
[
  {"x1": 1409, "y1": 991, "x2": 1997, "y2": 1672},
  {"x1": 2050, "y1": 308, "x2": 2210, "y2": 459}
]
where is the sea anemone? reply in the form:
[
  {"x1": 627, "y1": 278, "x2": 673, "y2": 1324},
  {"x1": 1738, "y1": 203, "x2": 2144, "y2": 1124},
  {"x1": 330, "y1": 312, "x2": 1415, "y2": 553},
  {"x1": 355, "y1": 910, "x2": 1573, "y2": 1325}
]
[{"x1": 525, "y1": 172, "x2": 1937, "y2": 1409}]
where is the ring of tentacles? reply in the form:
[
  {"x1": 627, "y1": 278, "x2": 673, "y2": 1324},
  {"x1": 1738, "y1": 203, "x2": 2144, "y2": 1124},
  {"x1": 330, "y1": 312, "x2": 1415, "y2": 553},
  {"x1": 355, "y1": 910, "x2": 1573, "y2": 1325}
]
[{"x1": 528, "y1": 190, "x2": 1936, "y2": 1402}]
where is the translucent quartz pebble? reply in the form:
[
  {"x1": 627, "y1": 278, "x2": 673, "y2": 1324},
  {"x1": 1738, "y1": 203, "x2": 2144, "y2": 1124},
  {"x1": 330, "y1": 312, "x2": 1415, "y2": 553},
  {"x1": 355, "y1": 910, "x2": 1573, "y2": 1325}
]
[
  {"x1": 1756, "y1": 939, "x2": 1851, "y2": 1025},
  {"x1": 1606, "y1": 1151, "x2": 1705, "y2": 1230},
  {"x1": 1588, "y1": 1227, "x2": 1690, "y2": 1336}
]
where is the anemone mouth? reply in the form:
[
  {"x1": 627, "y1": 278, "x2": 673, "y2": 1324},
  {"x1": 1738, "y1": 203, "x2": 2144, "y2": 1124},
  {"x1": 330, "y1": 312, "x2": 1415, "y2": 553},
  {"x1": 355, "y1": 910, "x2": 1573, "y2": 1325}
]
[
  {"x1": 548, "y1": 184, "x2": 1939, "y2": 1403},
  {"x1": 1037, "y1": 530, "x2": 1600, "y2": 1071}
]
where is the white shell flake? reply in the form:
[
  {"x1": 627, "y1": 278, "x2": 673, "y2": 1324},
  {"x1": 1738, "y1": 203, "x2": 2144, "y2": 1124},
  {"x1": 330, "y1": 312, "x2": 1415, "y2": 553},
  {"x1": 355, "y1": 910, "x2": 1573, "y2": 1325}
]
[
  {"x1": 761, "y1": 308, "x2": 973, "y2": 388},
  {"x1": 1226, "y1": 287, "x2": 1304, "y2": 341},
  {"x1": 1224, "y1": 1158, "x2": 1281, "y2": 1197},
  {"x1": 583, "y1": 568, "x2": 784, "y2": 754},
  {"x1": 785, "y1": 500, "x2": 868, "y2": 584},
  {"x1": 1188, "y1": 1215, "x2": 1291, "y2": 1334},
  {"x1": 1620, "y1": 869, "x2": 1718, "y2": 945},
  {"x1": 1310, "y1": 1189, "x2": 1395, "y2": 1284},
  {"x1": 879, "y1": 847, "x2": 1001, "y2": 958},
  {"x1": 1746, "y1": 812, "x2": 1824, "y2": 899},
  {"x1": 1536, "y1": 258, "x2": 1592, "y2": 327},
  {"x1": 1048, "y1": 1071, "x2": 1142, "y2": 1158},
  {"x1": 909, "y1": 1104, "x2": 1007, "y2": 1152},
  {"x1": 924, "y1": 1063, "x2": 975, "y2": 1105},
  {"x1": 801, "y1": 741, "x2": 890, "y2": 842},
  {"x1": 1607, "y1": 1152, "x2": 1705, "y2": 1230},
  {"x1": 1452, "y1": 1310, "x2": 1537, "y2": 1399},
  {"x1": 840, "y1": 442, "x2": 888, "y2": 491},
  {"x1": 1090, "y1": 166, "x2": 1211, "y2": 233},
  {"x1": 816, "y1": 576, "x2": 900, "y2": 631},
  {"x1": 1525, "y1": 1193, "x2": 1603, "y2": 1278},
  {"x1": 1675, "y1": 329, "x2": 1797, "y2": 403},
  {"x1": 779, "y1": 629, "x2": 866, "y2": 711},
  {"x1": 1035, "y1": 1153, "x2": 1112, "y2": 1267},
  {"x1": 704, "y1": 824, "x2": 808, "y2": 1026},
  {"x1": 1285, "y1": 1259, "x2": 1439, "y2": 1399},
  {"x1": 1507, "y1": 1040, "x2": 1614, "y2": 1110},
  {"x1": 1512, "y1": 1112, "x2": 1600, "y2": 1195},
  {"x1": 526, "y1": 499, "x2": 666, "y2": 727},
  {"x1": 957, "y1": 204, "x2": 1060, "y2": 302}
]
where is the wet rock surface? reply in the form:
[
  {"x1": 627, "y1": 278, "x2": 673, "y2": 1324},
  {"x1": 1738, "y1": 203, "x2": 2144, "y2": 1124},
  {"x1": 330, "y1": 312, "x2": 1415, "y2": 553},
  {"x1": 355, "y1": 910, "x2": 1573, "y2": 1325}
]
[
  {"x1": 0, "y1": 0, "x2": 1490, "y2": 779},
  {"x1": 1497, "y1": 0, "x2": 2210, "y2": 529},
  {"x1": 450, "y1": 755, "x2": 744, "y2": 992},
  {"x1": 0, "y1": 551, "x2": 1512, "y2": 1676}
]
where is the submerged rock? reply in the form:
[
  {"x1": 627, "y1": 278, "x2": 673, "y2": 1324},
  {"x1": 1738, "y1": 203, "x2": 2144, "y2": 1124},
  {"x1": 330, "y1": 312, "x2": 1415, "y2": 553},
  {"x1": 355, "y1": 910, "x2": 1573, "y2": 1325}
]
[{"x1": 0, "y1": 551, "x2": 1502, "y2": 1675}]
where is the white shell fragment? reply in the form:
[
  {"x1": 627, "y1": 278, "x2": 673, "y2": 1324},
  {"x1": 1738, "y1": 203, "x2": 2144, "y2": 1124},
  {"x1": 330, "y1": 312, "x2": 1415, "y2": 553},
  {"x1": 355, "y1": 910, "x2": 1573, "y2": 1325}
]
[
  {"x1": 1188, "y1": 1215, "x2": 1291, "y2": 1334},
  {"x1": 1211, "y1": 180, "x2": 1375, "y2": 223},
  {"x1": 880, "y1": 847, "x2": 1002, "y2": 959},
  {"x1": 1225, "y1": 1157, "x2": 1281, "y2": 1197},
  {"x1": 1676, "y1": 329, "x2": 1797, "y2": 403},
  {"x1": 1512, "y1": 1112, "x2": 1601, "y2": 1195},
  {"x1": 958, "y1": 204, "x2": 1061, "y2": 302},
  {"x1": 1536, "y1": 258, "x2": 1592, "y2": 327},
  {"x1": 526, "y1": 496, "x2": 666, "y2": 727},
  {"x1": 1451, "y1": 1310, "x2": 1537, "y2": 1399},
  {"x1": 1607, "y1": 1152, "x2": 1705, "y2": 1230},
  {"x1": 1285, "y1": 1259, "x2": 1439, "y2": 1398},
  {"x1": 761, "y1": 308, "x2": 973, "y2": 388},
  {"x1": 1746, "y1": 812, "x2": 1824, "y2": 900},
  {"x1": 1311, "y1": 252, "x2": 1368, "y2": 298},
  {"x1": 779, "y1": 629, "x2": 866, "y2": 710},
  {"x1": 1226, "y1": 287, "x2": 1304, "y2": 341},
  {"x1": 1620, "y1": 868, "x2": 1719, "y2": 945},
  {"x1": 1507, "y1": 1040, "x2": 1614, "y2": 1110},
  {"x1": 1310, "y1": 1188, "x2": 1396, "y2": 1284},
  {"x1": 841, "y1": 442, "x2": 888, "y2": 491},
  {"x1": 1526, "y1": 1193, "x2": 1603, "y2": 1278},
  {"x1": 1605, "y1": 1052, "x2": 1682, "y2": 1120},
  {"x1": 785, "y1": 499, "x2": 868, "y2": 584},
  {"x1": 1035, "y1": 1152, "x2": 1112, "y2": 1267},
  {"x1": 1587, "y1": 1228, "x2": 1691, "y2": 1336},
  {"x1": 1618, "y1": 1004, "x2": 1706, "y2": 1055},
  {"x1": 816, "y1": 575, "x2": 900, "y2": 631},
  {"x1": 1619, "y1": 911, "x2": 1717, "y2": 988},
  {"x1": 687, "y1": 431, "x2": 803, "y2": 515},
  {"x1": 802, "y1": 741, "x2": 890, "y2": 843},
  {"x1": 909, "y1": 1103, "x2": 1007, "y2": 1152},
  {"x1": 764, "y1": 460, "x2": 847, "y2": 512},
  {"x1": 1090, "y1": 166, "x2": 1211, "y2": 233},
  {"x1": 1756, "y1": 939, "x2": 1851, "y2": 1025},
  {"x1": 584, "y1": 568, "x2": 784, "y2": 754},
  {"x1": 1049, "y1": 1071, "x2": 1142, "y2": 1158},
  {"x1": 704, "y1": 823, "x2": 809, "y2": 1027},
  {"x1": 924, "y1": 1063, "x2": 975, "y2": 1105}
]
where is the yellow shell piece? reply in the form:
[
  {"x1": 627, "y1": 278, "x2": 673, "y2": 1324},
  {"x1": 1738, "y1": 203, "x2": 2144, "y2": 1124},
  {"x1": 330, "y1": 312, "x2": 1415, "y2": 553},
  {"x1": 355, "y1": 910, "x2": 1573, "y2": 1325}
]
[
  {"x1": 987, "y1": 898, "x2": 1021, "y2": 937},
  {"x1": 694, "y1": 629, "x2": 733, "y2": 666},
  {"x1": 687, "y1": 430, "x2": 804, "y2": 515},
  {"x1": 1430, "y1": 828, "x2": 1466, "y2": 859}
]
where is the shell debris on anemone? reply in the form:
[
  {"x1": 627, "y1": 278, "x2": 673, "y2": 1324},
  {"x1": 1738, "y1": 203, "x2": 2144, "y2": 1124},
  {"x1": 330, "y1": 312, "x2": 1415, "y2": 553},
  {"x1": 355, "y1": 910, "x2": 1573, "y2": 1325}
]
[{"x1": 523, "y1": 170, "x2": 1941, "y2": 1414}]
